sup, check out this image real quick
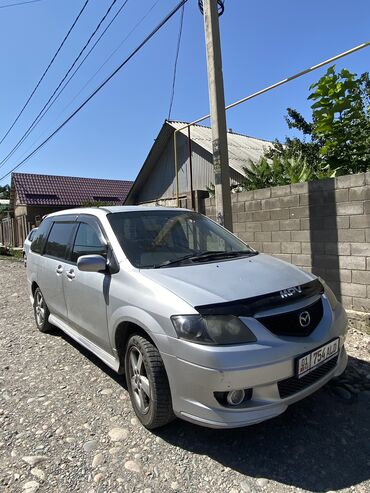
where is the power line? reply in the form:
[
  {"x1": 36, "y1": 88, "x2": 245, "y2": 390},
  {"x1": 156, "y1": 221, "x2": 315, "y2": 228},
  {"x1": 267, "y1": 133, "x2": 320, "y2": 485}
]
[
  {"x1": 167, "y1": 2, "x2": 185, "y2": 120},
  {"x1": 12, "y1": 0, "x2": 161, "y2": 164},
  {"x1": 0, "y1": 0, "x2": 90, "y2": 146},
  {"x1": 0, "y1": 0, "x2": 42, "y2": 9},
  {"x1": 3, "y1": 0, "x2": 130, "y2": 160},
  {"x1": 0, "y1": 0, "x2": 189, "y2": 182},
  {"x1": 0, "y1": 0, "x2": 119, "y2": 169}
]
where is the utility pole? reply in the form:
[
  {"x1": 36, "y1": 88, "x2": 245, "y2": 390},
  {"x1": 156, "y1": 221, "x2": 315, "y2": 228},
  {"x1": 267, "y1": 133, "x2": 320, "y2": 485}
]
[{"x1": 202, "y1": 0, "x2": 232, "y2": 231}]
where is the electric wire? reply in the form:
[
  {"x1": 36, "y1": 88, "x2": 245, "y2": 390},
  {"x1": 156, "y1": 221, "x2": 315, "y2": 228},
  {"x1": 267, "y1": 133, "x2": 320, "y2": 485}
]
[
  {"x1": 0, "y1": 0, "x2": 118, "y2": 169},
  {"x1": 0, "y1": 0, "x2": 189, "y2": 182},
  {"x1": 167, "y1": 2, "x2": 185, "y2": 120},
  {"x1": 4, "y1": 0, "x2": 130, "y2": 161},
  {"x1": 13, "y1": 0, "x2": 162, "y2": 164},
  {"x1": 0, "y1": 0, "x2": 42, "y2": 9},
  {"x1": 0, "y1": 0, "x2": 90, "y2": 146}
]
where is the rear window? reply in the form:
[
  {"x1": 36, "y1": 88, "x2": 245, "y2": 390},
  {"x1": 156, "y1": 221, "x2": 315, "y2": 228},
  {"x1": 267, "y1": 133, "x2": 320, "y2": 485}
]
[
  {"x1": 44, "y1": 222, "x2": 75, "y2": 260},
  {"x1": 31, "y1": 219, "x2": 51, "y2": 254}
]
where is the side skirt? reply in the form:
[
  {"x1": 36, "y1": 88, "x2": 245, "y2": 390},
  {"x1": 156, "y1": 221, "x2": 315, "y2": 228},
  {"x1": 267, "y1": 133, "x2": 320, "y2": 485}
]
[{"x1": 48, "y1": 314, "x2": 120, "y2": 373}]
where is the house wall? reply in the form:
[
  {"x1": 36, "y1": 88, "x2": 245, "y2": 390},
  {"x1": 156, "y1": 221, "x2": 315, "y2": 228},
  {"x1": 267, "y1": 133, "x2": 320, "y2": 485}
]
[
  {"x1": 205, "y1": 172, "x2": 370, "y2": 328},
  {"x1": 133, "y1": 133, "x2": 243, "y2": 204}
]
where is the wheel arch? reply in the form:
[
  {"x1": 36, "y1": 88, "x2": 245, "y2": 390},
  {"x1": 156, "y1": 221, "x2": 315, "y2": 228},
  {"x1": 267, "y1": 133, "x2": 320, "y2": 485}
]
[{"x1": 115, "y1": 321, "x2": 156, "y2": 374}]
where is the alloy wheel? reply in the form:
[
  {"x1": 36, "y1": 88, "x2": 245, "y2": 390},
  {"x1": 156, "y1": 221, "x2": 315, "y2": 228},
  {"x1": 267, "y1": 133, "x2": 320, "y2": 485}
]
[
  {"x1": 35, "y1": 291, "x2": 45, "y2": 327},
  {"x1": 129, "y1": 346, "x2": 151, "y2": 414}
]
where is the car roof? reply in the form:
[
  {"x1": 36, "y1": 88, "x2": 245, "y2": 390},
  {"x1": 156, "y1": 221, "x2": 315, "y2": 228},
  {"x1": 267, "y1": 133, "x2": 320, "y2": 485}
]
[{"x1": 43, "y1": 205, "x2": 190, "y2": 219}]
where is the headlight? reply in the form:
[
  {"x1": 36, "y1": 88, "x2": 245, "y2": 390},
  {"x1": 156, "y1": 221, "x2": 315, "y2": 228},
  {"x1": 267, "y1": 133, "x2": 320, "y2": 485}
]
[
  {"x1": 171, "y1": 315, "x2": 257, "y2": 345},
  {"x1": 319, "y1": 278, "x2": 338, "y2": 310}
]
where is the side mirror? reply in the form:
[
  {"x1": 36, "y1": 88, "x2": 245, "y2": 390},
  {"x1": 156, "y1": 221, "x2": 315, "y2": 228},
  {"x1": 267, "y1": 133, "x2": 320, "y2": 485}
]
[{"x1": 77, "y1": 254, "x2": 107, "y2": 273}]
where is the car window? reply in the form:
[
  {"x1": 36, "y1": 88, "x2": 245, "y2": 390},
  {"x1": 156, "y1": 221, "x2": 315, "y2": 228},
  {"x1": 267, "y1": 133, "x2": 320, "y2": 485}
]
[
  {"x1": 108, "y1": 210, "x2": 252, "y2": 268},
  {"x1": 44, "y1": 222, "x2": 75, "y2": 260},
  {"x1": 31, "y1": 219, "x2": 51, "y2": 254},
  {"x1": 28, "y1": 229, "x2": 37, "y2": 241},
  {"x1": 71, "y1": 222, "x2": 107, "y2": 263}
]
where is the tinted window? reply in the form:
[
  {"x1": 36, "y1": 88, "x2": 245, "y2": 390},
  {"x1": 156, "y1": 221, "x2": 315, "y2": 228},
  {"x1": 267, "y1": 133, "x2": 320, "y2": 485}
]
[
  {"x1": 108, "y1": 210, "x2": 253, "y2": 268},
  {"x1": 28, "y1": 229, "x2": 37, "y2": 241},
  {"x1": 44, "y1": 222, "x2": 75, "y2": 259},
  {"x1": 71, "y1": 222, "x2": 107, "y2": 263},
  {"x1": 31, "y1": 219, "x2": 51, "y2": 254}
]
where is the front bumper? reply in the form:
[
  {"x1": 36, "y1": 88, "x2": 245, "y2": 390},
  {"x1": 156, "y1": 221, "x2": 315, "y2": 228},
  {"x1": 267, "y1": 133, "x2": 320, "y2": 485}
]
[{"x1": 159, "y1": 298, "x2": 348, "y2": 428}]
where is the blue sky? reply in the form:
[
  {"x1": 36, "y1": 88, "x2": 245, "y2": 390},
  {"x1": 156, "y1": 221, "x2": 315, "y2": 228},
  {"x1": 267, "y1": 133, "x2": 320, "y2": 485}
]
[{"x1": 0, "y1": 0, "x2": 369, "y2": 185}]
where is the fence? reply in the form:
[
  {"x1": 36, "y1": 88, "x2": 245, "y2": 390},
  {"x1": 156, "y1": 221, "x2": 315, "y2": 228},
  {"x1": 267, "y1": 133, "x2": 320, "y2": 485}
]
[
  {"x1": 204, "y1": 171, "x2": 370, "y2": 327},
  {"x1": 0, "y1": 215, "x2": 30, "y2": 248}
]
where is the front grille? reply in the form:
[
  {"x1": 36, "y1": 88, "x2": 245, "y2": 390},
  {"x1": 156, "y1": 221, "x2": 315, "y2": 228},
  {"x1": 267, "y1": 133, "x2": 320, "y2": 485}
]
[
  {"x1": 277, "y1": 356, "x2": 338, "y2": 399},
  {"x1": 257, "y1": 298, "x2": 323, "y2": 337}
]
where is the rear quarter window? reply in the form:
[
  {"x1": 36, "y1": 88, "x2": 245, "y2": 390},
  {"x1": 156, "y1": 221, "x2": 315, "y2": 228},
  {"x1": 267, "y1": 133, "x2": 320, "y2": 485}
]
[{"x1": 30, "y1": 219, "x2": 52, "y2": 254}]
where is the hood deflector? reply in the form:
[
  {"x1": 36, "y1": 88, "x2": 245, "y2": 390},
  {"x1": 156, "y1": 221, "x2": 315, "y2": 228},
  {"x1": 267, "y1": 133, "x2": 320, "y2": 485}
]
[{"x1": 195, "y1": 279, "x2": 324, "y2": 317}]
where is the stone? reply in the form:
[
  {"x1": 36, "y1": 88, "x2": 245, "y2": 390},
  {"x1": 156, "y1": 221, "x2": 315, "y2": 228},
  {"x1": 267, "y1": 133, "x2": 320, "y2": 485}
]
[
  {"x1": 23, "y1": 481, "x2": 40, "y2": 493},
  {"x1": 22, "y1": 456, "x2": 47, "y2": 467},
  {"x1": 100, "y1": 388, "x2": 112, "y2": 395},
  {"x1": 332, "y1": 386, "x2": 353, "y2": 400},
  {"x1": 83, "y1": 440, "x2": 98, "y2": 452},
  {"x1": 30, "y1": 468, "x2": 45, "y2": 481},
  {"x1": 108, "y1": 428, "x2": 129, "y2": 442},
  {"x1": 92, "y1": 453, "x2": 104, "y2": 468},
  {"x1": 109, "y1": 447, "x2": 121, "y2": 455},
  {"x1": 124, "y1": 460, "x2": 142, "y2": 473},
  {"x1": 94, "y1": 473, "x2": 104, "y2": 483},
  {"x1": 256, "y1": 478, "x2": 269, "y2": 487},
  {"x1": 130, "y1": 417, "x2": 139, "y2": 426},
  {"x1": 143, "y1": 489, "x2": 152, "y2": 493},
  {"x1": 171, "y1": 481, "x2": 179, "y2": 490},
  {"x1": 240, "y1": 481, "x2": 251, "y2": 493}
]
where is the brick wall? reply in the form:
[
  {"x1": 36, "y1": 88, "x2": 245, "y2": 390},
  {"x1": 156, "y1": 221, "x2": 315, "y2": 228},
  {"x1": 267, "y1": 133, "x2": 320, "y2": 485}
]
[{"x1": 205, "y1": 172, "x2": 370, "y2": 324}]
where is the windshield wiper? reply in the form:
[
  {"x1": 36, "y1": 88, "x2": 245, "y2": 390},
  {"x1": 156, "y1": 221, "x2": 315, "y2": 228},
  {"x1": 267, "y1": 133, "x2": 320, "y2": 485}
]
[{"x1": 153, "y1": 250, "x2": 258, "y2": 268}]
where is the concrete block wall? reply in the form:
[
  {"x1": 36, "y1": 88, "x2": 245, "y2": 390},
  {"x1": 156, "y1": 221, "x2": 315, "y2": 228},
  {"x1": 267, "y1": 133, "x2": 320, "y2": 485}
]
[{"x1": 205, "y1": 172, "x2": 370, "y2": 324}]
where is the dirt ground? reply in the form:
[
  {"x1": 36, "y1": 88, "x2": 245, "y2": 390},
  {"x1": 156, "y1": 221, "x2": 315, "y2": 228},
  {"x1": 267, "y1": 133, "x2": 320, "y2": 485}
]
[{"x1": 0, "y1": 259, "x2": 369, "y2": 493}]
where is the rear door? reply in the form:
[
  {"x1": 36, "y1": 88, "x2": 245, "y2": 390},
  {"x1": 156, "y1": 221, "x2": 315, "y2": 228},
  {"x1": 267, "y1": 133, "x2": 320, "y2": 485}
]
[
  {"x1": 62, "y1": 217, "x2": 112, "y2": 354},
  {"x1": 38, "y1": 218, "x2": 77, "y2": 321}
]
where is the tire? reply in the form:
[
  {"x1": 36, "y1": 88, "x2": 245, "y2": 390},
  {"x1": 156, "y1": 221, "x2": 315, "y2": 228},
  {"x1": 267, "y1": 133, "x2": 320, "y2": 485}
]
[
  {"x1": 125, "y1": 334, "x2": 175, "y2": 429},
  {"x1": 33, "y1": 287, "x2": 53, "y2": 333}
]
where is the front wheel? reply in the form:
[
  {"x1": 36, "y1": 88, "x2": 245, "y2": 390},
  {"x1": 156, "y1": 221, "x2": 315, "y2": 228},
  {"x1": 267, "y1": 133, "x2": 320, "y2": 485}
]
[
  {"x1": 125, "y1": 335, "x2": 174, "y2": 429},
  {"x1": 33, "y1": 287, "x2": 52, "y2": 333}
]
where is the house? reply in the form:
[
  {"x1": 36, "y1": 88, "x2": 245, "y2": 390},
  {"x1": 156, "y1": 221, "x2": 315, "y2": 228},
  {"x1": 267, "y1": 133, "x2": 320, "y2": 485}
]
[
  {"x1": 1, "y1": 173, "x2": 133, "y2": 246},
  {"x1": 125, "y1": 120, "x2": 272, "y2": 209}
]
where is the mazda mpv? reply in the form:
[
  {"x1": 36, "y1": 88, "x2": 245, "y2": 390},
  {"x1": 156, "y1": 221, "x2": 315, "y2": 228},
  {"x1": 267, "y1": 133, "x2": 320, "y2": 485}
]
[{"x1": 27, "y1": 206, "x2": 348, "y2": 429}]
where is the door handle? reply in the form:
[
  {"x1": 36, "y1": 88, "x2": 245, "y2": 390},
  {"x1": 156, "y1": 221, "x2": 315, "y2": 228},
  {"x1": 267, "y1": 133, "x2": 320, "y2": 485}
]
[
  {"x1": 56, "y1": 265, "x2": 63, "y2": 275},
  {"x1": 66, "y1": 269, "x2": 75, "y2": 280}
]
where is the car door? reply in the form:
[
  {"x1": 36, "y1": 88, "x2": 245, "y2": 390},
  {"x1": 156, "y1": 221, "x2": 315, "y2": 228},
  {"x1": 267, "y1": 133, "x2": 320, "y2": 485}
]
[
  {"x1": 38, "y1": 218, "x2": 77, "y2": 321},
  {"x1": 62, "y1": 217, "x2": 112, "y2": 354}
]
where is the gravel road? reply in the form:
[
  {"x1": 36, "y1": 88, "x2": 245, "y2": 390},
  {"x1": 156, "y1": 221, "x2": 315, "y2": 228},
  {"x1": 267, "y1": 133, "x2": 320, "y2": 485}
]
[{"x1": 1, "y1": 259, "x2": 370, "y2": 493}]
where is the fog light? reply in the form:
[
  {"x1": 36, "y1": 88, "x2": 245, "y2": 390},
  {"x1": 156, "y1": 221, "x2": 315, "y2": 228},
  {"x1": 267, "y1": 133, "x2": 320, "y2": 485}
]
[{"x1": 226, "y1": 389, "x2": 245, "y2": 406}]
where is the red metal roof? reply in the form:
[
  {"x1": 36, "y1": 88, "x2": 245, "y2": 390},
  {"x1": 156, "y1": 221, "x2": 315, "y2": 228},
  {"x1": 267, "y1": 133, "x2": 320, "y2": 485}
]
[{"x1": 12, "y1": 172, "x2": 133, "y2": 206}]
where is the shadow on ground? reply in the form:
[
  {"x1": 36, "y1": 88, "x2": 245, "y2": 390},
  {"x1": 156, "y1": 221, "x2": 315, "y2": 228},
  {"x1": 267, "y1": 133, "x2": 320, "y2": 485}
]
[{"x1": 53, "y1": 328, "x2": 370, "y2": 492}]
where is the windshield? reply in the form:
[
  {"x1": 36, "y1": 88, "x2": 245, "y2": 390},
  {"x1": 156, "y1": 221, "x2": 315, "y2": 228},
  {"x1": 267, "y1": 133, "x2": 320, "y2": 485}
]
[{"x1": 107, "y1": 210, "x2": 256, "y2": 269}]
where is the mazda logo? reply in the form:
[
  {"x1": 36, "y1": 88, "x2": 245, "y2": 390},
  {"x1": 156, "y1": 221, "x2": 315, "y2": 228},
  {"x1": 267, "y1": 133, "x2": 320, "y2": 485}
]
[{"x1": 299, "y1": 311, "x2": 311, "y2": 327}]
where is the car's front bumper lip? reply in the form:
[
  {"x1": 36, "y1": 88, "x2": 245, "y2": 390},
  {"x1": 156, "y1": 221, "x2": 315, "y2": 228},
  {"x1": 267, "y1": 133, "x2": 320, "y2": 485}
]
[{"x1": 164, "y1": 345, "x2": 347, "y2": 429}]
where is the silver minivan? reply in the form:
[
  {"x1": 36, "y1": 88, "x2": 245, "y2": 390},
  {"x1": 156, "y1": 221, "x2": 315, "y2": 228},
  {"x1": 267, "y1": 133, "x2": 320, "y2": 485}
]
[{"x1": 27, "y1": 206, "x2": 348, "y2": 429}]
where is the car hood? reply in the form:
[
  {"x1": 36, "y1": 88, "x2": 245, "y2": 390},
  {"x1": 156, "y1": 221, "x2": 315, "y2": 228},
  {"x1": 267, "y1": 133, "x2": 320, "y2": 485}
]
[{"x1": 140, "y1": 253, "x2": 315, "y2": 308}]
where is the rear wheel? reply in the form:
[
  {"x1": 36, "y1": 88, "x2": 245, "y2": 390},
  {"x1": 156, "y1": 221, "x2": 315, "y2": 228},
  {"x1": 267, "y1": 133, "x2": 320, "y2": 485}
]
[
  {"x1": 33, "y1": 287, "x2": 52, "y2": 333},
  {"x1": 125, "y1": 335, "x2": 174, "y2": 429}
]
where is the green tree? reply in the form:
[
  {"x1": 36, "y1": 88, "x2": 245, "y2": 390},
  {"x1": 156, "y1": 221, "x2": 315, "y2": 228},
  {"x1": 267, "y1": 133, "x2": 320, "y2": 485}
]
[
  {"x1": 0, "y1": 185, "x2": 10, "y2": 199},
  {"x1": 240, "y1": 154, "x2": 334, "y2": 192},
  {"x1": 263, "y1": 66, "x2": 370, "y2": 176},
  {"x1": 309, "y1": 67, "x2": 370, "y2": 173}
]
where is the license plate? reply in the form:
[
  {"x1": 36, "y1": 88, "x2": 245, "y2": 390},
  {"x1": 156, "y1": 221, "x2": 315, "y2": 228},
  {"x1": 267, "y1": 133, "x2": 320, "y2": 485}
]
[{"x1": 296, "y1": 338, "x2": 339, "y2": 378}]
